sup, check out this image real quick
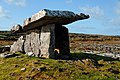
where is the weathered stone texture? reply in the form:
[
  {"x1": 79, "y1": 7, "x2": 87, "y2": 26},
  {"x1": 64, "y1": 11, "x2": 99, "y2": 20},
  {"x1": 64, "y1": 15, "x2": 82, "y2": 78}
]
[
  {"x1": 23, "y1": 9, "x2": 89, "y2": 31},
  {"x1": 40, "y1": 24, "x2": 55, "y2": 58},
  {"x1": 11, "y1": 24, "x2": 22, "y2": 33},
  {"x1": 10, "y1": 36, "x2": 24, "y2": 53},
  {"x1": 24, "y1": 29, "x2": 41, "y2": 57},
  {"x1": 24, "y1": 18, "x2": 31, "y2": 27}
]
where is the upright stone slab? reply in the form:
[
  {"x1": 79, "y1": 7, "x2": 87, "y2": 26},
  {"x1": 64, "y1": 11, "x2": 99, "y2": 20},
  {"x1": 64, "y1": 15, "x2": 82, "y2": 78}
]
[
  {"x1": 55, "y1": 25, "x2": 70, "y2": 56},
  {"x1": 10, "y1": 36, "x2": 24, "y2": 53},
  {"x1": 40, "y1": 24, "x2": 55, "y2": 58},
  {"x1": 24, "y1": 29, "x2": 41, "y2": 57}
]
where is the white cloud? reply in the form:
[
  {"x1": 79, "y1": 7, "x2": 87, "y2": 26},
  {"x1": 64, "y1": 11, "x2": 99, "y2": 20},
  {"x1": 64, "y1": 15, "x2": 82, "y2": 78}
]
[
  {"x1": 79, "y1": 6, "x2": 104, "y2": 19},
  {"x1": 0, "y1": 6, "x2": 9, "y2": 18},
  {"x1": 5, "y1": 0, "x2": 26, "y2": 7}
]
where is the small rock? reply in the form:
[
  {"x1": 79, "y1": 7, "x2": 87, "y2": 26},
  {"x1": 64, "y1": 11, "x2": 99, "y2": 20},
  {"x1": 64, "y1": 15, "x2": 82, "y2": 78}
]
[
  {"x1": 37, "y1": 67, "x2": 46, "y2": 72},
  {"x1": 21, "y1": 68, "x2": 26, "y2": 71},
  {"x1": 0, "y1": 53, "x2": 15, "y2": 58},
  {"x1": 77, "y1": 59, "x2": 81, "y2": 62},
  {"x1": 26, "y1": 52, "x2": 35, "y2": 57},
  {"x1": 9, "y1": 73, "x2": 16, "y2": 76}
]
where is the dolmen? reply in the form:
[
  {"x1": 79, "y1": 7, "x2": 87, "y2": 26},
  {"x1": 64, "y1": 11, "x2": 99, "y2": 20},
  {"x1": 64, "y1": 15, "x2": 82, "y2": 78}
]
[{"x1": 10, "y1": 9, "x2": 89, "y2": 58}]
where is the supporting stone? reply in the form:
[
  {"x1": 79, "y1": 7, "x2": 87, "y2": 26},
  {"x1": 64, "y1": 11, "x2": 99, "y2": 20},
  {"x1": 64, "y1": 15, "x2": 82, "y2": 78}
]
[
  {"x1": 10, "y1": 36, "x2": 24, "y2": 53},
  {"x1": 40, "y1": 24, "x2": 55, "y2": 58},
  {"x1": 55, "y1": 25, "x2": 70, "y2": 57},
  {"x1": 24, "y1": 29, "x2": 41, "y2": 57}
]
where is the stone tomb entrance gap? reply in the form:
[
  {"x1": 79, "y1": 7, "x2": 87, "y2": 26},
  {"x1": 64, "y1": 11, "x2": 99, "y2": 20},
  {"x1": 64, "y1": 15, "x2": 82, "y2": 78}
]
[
  {"x1": 10, "y1": 9, "x2": 89, "y2": 59},
  {"x1": 55, "y1": 25, "x2": 70, "y2": 57}
]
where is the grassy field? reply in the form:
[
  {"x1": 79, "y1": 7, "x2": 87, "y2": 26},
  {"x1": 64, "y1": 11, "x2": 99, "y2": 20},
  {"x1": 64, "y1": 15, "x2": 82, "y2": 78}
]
[
  {"x1": 0, "y1": 52, "x2": 120, "y2": 80},
  {"x1": 0, "y1": 32, "x2": 120, "y2": 80}
]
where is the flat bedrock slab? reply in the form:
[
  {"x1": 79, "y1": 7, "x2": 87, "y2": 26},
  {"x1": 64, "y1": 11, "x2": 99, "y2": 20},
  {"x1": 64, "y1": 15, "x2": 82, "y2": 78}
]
[{"x1": 23, "y1": 9, "x2": 89, "y2": 31}]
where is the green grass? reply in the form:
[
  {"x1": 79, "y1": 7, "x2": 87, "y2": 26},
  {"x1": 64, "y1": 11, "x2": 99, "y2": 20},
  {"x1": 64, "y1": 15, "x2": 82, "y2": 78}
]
[{"x1": 0, "y1": 52, "x2": 120, "y2": 80}]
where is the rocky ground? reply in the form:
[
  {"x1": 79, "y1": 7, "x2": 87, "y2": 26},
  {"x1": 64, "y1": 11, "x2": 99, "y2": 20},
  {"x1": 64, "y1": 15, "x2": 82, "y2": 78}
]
[{"x1": 69, "y1": 33, "x2": 120, "y2": 59}]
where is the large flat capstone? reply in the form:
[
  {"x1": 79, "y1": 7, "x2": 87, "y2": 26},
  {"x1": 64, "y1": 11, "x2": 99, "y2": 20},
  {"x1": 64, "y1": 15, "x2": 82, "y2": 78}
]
[{"x1": 23, "y1": 9, "x2": 89, "y2": 31}]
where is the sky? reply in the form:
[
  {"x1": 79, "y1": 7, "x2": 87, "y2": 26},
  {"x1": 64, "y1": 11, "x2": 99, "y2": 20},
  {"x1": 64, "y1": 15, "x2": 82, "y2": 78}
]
[{"x1": 0, "y1": 0, "x2": 120, "y2": 35}]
